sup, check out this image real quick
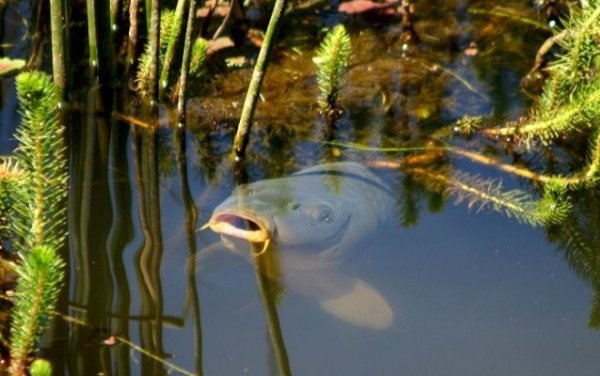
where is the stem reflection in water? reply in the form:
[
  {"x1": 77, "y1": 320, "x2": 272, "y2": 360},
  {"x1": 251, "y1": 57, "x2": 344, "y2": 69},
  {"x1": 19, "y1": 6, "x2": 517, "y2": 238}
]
[{"x1": 132, "y1": 115, "x2": 165, "y2": 375}]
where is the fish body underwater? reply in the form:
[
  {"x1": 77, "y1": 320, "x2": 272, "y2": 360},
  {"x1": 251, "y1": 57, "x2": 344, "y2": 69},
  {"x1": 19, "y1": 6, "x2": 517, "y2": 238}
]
[{"x1": 203, "y1": 162, "x2": 396, "y2": 329}]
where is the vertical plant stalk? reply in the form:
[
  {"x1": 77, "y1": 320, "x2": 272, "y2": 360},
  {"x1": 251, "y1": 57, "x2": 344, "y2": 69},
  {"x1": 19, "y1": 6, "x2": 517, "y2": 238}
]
[
  {"x1": 86, "y1": 0, "x2": 99, "y2": 74},
  {"x1": 177, "y1": 0, "x2": 198, "y2": 124},
  {"x1": 231, "y1": 0, "x2": 288, "y2": 159},
  {"x1": 128, "y1": 0, "x2": 140, "y2": 73},
  {"x1": 49, "y1": 0, "x2": 67, "y2": 96},
  {"x1": 251, "y1": 245, "x2": 291, "y2": 376},
  {"x1": 110, "y1": 0, "x2": 120, "y2": 29},
  {"x1": 148, "y1": 0, "x2": 161, "y2": 102},
  {"x1": 159, "y1": 0, "x2": 188, "y2": 97}
]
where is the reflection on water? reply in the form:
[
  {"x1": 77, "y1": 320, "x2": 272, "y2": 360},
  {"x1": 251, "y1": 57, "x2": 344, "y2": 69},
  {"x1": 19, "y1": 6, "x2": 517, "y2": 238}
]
[{"x1": 1, "y1": 0, "x2": 600, "y2": 375}]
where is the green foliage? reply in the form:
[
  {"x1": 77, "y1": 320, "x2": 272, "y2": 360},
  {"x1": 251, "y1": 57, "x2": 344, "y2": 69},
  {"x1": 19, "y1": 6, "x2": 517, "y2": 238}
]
[
  {"x1": 449, "y1": 171, "x2": 544, "y2": 226},
  {"x1": 3, "y1": 72, "x2": 67, "y2": 375},
  {"x1": 9, "y1": 246, "x2": 65, "y2": 376},
  {"x1": 490, "y1": 1, "x2": 600, "y2": 143},
  {"x1": 136, "y1": 9, "x2": 178, "y2": 98},
  {"x1": 314, "y1": 25, "x2": 352, "y2": 111},
  {"x1": 0, "y1": 158, "x2": 23, "y2": 246},
  {"x1": 12, "y1": 71, "x2": 68, "y2": 251},
  {"x1": 190, "y1": 38, "x2": 208, "y2": 78},
  {"x1": 29, "y1": 358, "x2": 53, "y2": 376},
  {"x1": 533, "y1": 180, "x2": 572, "y2": 224}
]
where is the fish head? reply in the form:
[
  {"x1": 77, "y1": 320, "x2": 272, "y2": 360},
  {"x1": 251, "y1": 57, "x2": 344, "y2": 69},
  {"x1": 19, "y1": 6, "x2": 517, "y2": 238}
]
[{"x1": 208, "y1": 178, "x2": 353, "y2": 257}]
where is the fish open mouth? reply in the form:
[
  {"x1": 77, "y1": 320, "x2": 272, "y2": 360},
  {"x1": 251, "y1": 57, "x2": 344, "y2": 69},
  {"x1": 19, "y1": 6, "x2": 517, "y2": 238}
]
[{"x1": 206, "y1": 210, "x2": 272, "y2": 243}]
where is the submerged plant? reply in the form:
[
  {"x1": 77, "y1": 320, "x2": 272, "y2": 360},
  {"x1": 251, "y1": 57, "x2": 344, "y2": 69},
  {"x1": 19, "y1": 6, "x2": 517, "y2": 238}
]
[
  {"x1": 409, "y1": 167, "x2": 571, "y2": 226},
  {"x1": 314, "y1": 25, "x2": 352, "y2": 113}
]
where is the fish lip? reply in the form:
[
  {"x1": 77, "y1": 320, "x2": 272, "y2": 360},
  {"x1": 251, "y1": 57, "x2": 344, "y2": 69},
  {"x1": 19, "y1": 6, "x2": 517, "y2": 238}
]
[{"x1": 208, "y1": 209, "x2": 273, "y2": 243}]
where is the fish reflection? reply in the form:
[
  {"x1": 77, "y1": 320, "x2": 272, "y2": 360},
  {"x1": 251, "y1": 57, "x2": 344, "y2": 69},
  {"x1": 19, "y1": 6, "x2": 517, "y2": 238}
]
[{"x1": 202, "y1": 162, "x2": 395, "y2": 330}]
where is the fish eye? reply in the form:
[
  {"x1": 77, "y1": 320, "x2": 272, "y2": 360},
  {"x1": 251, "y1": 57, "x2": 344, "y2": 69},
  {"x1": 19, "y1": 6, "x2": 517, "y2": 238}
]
[
  {"x1": 309, "y1": 204, "x2": 334, "y2": 223},
  {"x1": 319, "y1": 210, "x2": 334, "y2": 223}
]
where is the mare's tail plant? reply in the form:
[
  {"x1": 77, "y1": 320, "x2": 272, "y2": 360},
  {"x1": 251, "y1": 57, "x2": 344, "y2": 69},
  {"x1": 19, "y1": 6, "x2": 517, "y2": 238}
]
[
  {"x1": 467, "y1": 1, "x2": 600, "y2": 144},
  {"x1": 314, "y1": 25, "x2": 352, "y2": 116},
  {"x1": 2, "y1": 71, "x2": 68, "y2": 376},
  {"x1": 136, "y1": 9, "x2": 178, "y2": 99}
]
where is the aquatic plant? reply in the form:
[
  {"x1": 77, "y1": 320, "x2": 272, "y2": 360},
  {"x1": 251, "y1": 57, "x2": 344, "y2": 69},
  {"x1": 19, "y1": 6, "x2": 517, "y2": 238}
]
[
  {"x1": 136, "y1": 9, "x2": 178, "y2": 99},
  {"x1": 189, "y1": 38, "x2": 208, "y2": 78},
  {"x1": 8, "y1": 246, "x2": 65, "y2": 376},
  {"x1": 49, "y1": 0, "x2": 66, "y2": 95},
  {"x1": 159, "y1": 0, "x2": 189, "y2": 97},
  {"x1": 2, "y1": 71, "x2": 67, "y2": 375},
  {"x1": 409, "y1": 167, "x2": 570, "y2": 226},
  {"x1": 439, "y1": 1, "x2": 600, "y2": 224},
  {"x1": 231, "y1": 0, "x2": 289, "y2": 159},
  {"x1": 177, "y1": 4, "x2": 203, "y2": 123},
  {"x1": 11, "y1": 71, "x2": 68, "y2": 250},
  {"x1": 29, "y1": 359, "x2": 53, "y2": 376},
  {"x1": 314, "y1": 24, "x2": 352, "y2": 113},
  {"x1": 0, "y1": 159, "x2": 22, "y2": 247},
  {"x1": 477, "y1": 1, "x2": 600, "y2": 146}
]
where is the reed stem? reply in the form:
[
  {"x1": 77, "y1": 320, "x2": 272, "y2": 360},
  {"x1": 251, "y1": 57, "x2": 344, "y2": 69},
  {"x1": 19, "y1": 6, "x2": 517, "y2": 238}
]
[
  {"x1": 231, "y1": 0, "x2": 288, "y2": 160},
  {"x1": 49, "y1": 0, "x2": 67, "y2": 96},
  {"x1": 128, "y1": 0, "x2": 140, "y2": 73},
  {"x1": 159, "y1": 0, "x2": 188, "y2": 98},
  {"x1": 147, "y1": 0, "x2": 161, "y2": 102},
  {"x1": 177, "y1": 0, "x2": 197, "y2": 124},
  {"x1": 86, "y1": 0, "x2": 99, "y2": 75}
]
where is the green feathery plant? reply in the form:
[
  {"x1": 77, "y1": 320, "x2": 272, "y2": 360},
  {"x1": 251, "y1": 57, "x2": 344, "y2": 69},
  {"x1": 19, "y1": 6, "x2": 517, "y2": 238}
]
[
  {"x1": 12, "y1": 71, "x2": 68, "y2": 251},
  {"x1": 8, "y1": 246, "x2": 65, "y2": 376},
  {"x1": 29, "y1": 359, "x2": 53, "y2": 376},
  {"x1": 136, "y1": 9, "x2": 179, "y2": 99},
  {"x1": 189, "y1": 38, "x2": 208, "y2": 78},
  {"x1": 410, "y1": 167, "x2": 571, "y2": 226},
  {"x1": 0, "y1": 158, "x2": 22, "y2": 247},
  {"x1": 159, "y1": 0, "x2": 189, "y2": 96},
  {"x1": 314, "y1": 25, "x2": 352, "y2": 113},
  {"x1": 480, "y1": 1, "x2": 600, "y2": 142},
  {"x1": 3, "y1": 71, "x2": 68, "y2": 375}
]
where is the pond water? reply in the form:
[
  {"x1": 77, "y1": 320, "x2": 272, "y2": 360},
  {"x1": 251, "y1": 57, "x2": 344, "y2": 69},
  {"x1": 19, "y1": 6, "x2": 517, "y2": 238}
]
[{"x1": 2, "y1": 0, "x2": 600, "y2": 375}]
